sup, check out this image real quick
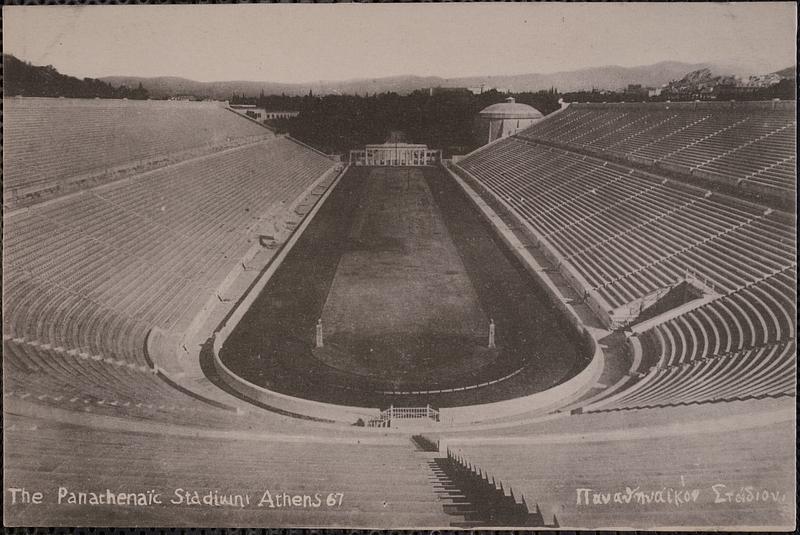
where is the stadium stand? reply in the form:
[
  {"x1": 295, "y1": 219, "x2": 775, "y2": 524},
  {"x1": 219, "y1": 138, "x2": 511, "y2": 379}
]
[
  {"x1": 428, "y1": 102, "x2": 795, "y2": 527},
  {"x1": 516, "y1": 101, "x2": 796, "y2": 201},
  {"x1": 3, "y1": 98, "x2": 338, "y2": 421},
  {"x1": 3, "y1": 98, "x2": 274, "y2": 207},
  {"x1": 4, "y1": 138, "x2": 334, "y2": 356},
  {"x1": 3, "y1": 337, "x2": 243, "y2": 427},
  {"x1": 458, "y1": 138, "x2": 795, "y2": 313},
  {"x1": 441, "y1": 409, "x2": 793, "y2": 528},
  {"x1": 453, "y1": 101, "x2": 796, "y2": 412},
  {"x1": 4, "y1": 413, "x2": 455, "y2": 527}
]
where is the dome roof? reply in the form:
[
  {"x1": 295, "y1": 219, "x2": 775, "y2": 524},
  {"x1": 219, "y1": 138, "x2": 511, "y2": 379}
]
[{"x1": 479, "y1": 97, "x2": 544, "y2": 119}]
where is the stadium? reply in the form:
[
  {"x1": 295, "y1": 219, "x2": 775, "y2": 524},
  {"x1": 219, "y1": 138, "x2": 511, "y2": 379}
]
[
  {"x1": 2, "y1": 5, "x2": 797, "y2": 528},
  {"x1": 4, "y1": 91, "x2": 795, "y2": 528}
]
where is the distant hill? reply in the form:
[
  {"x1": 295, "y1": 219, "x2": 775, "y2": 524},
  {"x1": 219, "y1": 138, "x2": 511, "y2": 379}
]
[
  {"x1": 4, "y1": 54, "x2": 149, "y2": 100},
  {"x1": 662, "y1": 68, "x2": 737, "y2": 94},
  {"x1": 7, "y1": 52, "x2": 751, "y2": 100},
  {"x1": 772, "y1": 66, "x2": 796, "y2": 79},
  {"x1": 446, "y1": 61, "x2": 734, "y2": 93},
  {"x1": 100, "y1": 61, "x2": 740, "y2": 99},
  {"x1": 99, "y1": 74, "x2": 447, "y2": 100}
]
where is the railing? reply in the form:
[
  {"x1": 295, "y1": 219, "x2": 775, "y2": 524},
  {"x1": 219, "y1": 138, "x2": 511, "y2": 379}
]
[{"x1": 367, "y1": 405, "x2": 440, "y2": 427}]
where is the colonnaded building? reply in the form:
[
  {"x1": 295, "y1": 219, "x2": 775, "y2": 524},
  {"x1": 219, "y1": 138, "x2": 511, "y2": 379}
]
[{"x1": 349, "y1": 142, "x2": 442, "y2": 166}]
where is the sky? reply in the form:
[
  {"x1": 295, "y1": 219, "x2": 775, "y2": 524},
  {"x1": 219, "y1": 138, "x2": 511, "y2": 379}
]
[{"x1": 3, "y1": 3, "x2": 796, "y2": 84}]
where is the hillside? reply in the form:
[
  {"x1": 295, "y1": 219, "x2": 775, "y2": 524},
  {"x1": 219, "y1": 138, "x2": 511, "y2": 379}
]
[
  {"x1": 772, "y1": 66, "x2": 796, "y2": 79},
  {"x1": 3, "y1": 54, "x2": 148, "y2": 100}
]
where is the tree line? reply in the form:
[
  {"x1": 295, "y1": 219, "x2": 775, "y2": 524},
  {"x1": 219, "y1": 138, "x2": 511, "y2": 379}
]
[{"x1": 232, "y1": 88, "x2": 562, "y2": 156}]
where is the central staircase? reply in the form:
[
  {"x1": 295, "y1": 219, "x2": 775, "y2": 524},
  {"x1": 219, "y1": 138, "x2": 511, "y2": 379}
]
[
  {"x1": 427, "y1": 457, "x2": 486, "y2": 528},
  {"x1": 412, "y1": 435, "x2": 547, "y2": 527}
]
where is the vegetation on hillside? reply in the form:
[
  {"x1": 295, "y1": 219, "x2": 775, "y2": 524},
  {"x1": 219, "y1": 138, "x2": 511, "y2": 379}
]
[{"x1": 4, "y1": 54, "x2": 149, "y2": 100}]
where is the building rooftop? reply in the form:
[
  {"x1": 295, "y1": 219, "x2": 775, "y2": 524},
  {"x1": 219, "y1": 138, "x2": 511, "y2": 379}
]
[
  {"x1": 479, "y1": 97, "x2": 544, "y2": 119},
  {"x1": 365, "y1": 142, "x2": 429, "y2": 148}
]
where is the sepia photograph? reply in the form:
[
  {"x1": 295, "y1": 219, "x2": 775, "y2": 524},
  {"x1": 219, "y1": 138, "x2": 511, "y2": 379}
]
[{"x1": 2, "y1": 3, "x2": 797, "y2": 530}]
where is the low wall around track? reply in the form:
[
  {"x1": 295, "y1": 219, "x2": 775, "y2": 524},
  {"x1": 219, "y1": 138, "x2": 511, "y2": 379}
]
[
  {"x1": 439, "y1": 331, "x2": 604, "y2": 425},
  {"x1": 211, "y1": 334, "x2": 379, "y2": 424}
]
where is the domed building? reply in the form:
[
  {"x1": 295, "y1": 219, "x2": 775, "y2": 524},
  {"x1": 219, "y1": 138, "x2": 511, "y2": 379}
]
[{"x1": 475, "y1": 97, "x2": 545, "y2": 145}]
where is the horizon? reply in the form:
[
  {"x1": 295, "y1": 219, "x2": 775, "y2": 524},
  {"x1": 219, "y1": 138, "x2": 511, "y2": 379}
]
[
  {"x1": 3, "y1": 4, "x2": 796, "y2": 85},
  {"x1": 9, "y1": 56, "x2": 781, "y2": 87}
]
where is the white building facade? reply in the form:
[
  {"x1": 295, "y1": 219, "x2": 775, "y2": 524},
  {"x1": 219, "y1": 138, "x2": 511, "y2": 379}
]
[{"x1": 349, "y1": 143, "x2": 441, "y2": 166}]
